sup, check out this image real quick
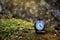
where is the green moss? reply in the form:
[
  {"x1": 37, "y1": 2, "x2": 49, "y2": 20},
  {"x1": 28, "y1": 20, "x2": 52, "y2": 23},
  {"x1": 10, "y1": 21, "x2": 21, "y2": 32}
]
[{"x1": 0, "y1": 18, "x2": 34, "y2": 33}]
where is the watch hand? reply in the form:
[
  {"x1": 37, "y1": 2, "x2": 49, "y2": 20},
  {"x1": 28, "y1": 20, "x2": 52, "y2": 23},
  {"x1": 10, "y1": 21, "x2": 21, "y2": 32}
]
[{"x1": 39, "y1": 25, "x2": 42, "y2": 27}]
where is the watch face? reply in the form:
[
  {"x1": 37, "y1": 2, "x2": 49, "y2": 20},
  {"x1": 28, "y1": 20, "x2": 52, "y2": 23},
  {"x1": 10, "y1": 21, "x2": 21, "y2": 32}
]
[{"x1": 35, "y1": 21, "x2": 44, "y2": 31}]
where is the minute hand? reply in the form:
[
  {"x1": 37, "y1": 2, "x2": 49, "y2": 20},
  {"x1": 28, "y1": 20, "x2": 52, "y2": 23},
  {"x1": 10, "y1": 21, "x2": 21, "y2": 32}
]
[{"x1": 39, "y1": 25, "x2": 42, "y2": 27}]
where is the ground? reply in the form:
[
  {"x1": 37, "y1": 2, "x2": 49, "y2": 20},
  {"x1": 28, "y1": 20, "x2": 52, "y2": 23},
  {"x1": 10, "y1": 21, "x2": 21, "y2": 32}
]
[{"x1": 0, "y1": 18, "x2": 60, "y2": 40}]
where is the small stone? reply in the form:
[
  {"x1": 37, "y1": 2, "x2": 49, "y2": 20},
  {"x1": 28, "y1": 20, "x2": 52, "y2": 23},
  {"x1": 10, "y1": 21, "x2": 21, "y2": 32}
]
[
  {"x1": 0, "y1": 5, "x2": 2, "y2": 12},
  {"x1": 54, "y1": 34, "x2": 56, "y2": 36}
]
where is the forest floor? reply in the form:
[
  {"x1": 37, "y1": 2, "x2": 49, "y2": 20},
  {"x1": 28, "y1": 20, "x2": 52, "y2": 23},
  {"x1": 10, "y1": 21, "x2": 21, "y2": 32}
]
[{"x1": 0, "y1": 18, "x2": 60, "y2": 40}]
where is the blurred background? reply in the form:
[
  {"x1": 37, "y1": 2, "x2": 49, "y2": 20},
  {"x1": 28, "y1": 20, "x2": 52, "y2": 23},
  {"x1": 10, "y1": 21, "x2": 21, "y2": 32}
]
[{"x1": 0, "y1": 0, "x2": 60, "y2": 40}]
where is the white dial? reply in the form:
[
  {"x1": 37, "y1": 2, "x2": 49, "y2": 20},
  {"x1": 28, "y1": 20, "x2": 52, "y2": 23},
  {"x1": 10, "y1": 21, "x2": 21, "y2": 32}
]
[{"x1": 36, "y1": 21, "x2": 45, "y2": 31}]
